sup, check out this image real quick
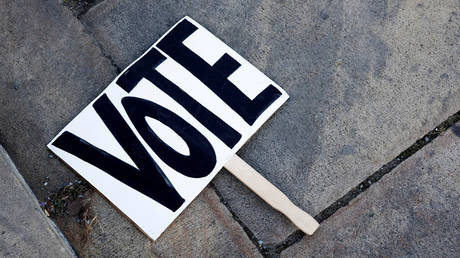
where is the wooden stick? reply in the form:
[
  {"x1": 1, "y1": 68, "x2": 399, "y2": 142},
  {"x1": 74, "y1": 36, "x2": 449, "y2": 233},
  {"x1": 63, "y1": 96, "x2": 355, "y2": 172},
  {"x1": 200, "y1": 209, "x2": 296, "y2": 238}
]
[{"x1": 224, "y1": 155, "x2": 319, "y2": 235}]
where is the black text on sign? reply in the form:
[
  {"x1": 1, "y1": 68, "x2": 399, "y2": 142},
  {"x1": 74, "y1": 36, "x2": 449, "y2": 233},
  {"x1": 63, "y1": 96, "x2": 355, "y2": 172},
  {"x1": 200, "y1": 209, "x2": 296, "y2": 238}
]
[{"x1": 48, "y1": 17, "x2": 288, "y2": 240}]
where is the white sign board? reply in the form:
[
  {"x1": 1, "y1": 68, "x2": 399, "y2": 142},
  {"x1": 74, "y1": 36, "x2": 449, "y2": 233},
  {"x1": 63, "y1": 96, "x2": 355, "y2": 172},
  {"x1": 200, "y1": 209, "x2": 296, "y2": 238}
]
[{"x1": 48, "y1": 16, "x2": 288, "y2": 240}]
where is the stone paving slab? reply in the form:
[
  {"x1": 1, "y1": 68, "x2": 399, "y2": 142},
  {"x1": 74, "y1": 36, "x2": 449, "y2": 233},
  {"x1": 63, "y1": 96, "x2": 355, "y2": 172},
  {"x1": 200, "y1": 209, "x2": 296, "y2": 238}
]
[
  {"x1": 0, "y1": 0, "x2": 117, "y2": 200},
  {"x1": 82, "y1": 0, "x2": 460, "y2": 244},
  {"x1": 281, "y1": 122, "x2": 460, "y2": 257},
  {"x1": 0, "y1": 146, "x2": 75, "y2": 257}
]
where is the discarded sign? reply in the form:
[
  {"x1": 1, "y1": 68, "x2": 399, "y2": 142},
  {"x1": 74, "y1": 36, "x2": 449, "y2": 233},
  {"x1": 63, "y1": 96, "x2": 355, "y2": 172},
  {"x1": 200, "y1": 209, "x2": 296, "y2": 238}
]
[{"x1": 48, "y1": 17, "x2": 289, "y2": 240}]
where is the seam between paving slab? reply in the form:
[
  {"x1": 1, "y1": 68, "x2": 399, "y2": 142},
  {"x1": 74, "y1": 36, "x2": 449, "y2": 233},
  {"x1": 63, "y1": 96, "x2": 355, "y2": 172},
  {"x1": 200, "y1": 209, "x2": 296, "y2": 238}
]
[
  {"x1": 59, "y1": 2, "x2": 460, "y2": 257},
  {"x1": 62, "y1": 0, "x2": 106, "y2": 17},
  {"x1": 209, "y1": 182, "x2": 265, "y2": 253},
  {"x1": 0, "y1": 146, "x2": 78, "y2": 257},
  {"x1": 266, "y1": 110, "x2": 460, "y2": 257}
]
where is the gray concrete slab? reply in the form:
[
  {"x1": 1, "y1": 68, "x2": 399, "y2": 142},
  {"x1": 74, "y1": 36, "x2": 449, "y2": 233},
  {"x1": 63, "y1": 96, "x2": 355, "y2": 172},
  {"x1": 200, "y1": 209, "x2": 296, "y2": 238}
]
[
  {"x1": 0, "y1": 0, "x2": 117, "y2": 200},
  {"x1": 0, "y1": 146, "x2": 76, "y2": 257},
  {"x1": 281, "y1": 122, "x2": 460, "y2": 257},
  {"x1": 82, "y1": 0, "x2": 460, "y2": 244}
]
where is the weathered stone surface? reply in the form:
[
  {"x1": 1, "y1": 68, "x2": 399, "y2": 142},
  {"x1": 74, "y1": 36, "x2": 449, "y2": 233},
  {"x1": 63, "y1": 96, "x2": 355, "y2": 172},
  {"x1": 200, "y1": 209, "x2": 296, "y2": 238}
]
[
  {"x1": 282, "y1": 123, "x2": 460, "y2": 257},
  {"x1": 0, "y1": 0, "x2": 117, "y2": 200},
  {"x1": 0, "y1": 146, "x2": 75, "y2": 257},
  {"x1": 82, "y1": 0, "x2": 460, "y2": 243},
  {"x1": 58, "y1": 187, "x2": 261, "y2": 257}
]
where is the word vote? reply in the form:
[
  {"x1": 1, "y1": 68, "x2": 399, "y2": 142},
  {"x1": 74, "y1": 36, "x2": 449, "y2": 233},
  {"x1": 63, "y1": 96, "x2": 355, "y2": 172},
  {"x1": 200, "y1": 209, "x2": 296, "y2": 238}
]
[{"x1": 52, "y1": 19, "x2": 282, "y2": 211}]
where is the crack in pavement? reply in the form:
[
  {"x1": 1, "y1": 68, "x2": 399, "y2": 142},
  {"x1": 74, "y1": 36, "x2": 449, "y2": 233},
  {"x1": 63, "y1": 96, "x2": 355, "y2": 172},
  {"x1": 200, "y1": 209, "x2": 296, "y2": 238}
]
[
  {"x1": 266, "y1": 110, "x2": 460, "y2": 257},
  {"x1": 62, "y1": 0, "x2": 105, "y2": 17}
]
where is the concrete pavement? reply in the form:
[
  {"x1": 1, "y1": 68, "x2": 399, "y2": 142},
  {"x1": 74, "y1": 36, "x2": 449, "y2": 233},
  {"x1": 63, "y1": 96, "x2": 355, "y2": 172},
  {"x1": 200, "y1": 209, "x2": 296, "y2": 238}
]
[
  {"x1": 282, "y1": 122, "x2": 460, "y2": 257},
  {"x1": 0, "y1": 146, "x2": 75, "y2": 257},
  {"x1": 81, "y1": 0, "x2": 460, "y2": 244},
  {"x1": 0, "y1": 0, "x2": 459, "y2": 256}
]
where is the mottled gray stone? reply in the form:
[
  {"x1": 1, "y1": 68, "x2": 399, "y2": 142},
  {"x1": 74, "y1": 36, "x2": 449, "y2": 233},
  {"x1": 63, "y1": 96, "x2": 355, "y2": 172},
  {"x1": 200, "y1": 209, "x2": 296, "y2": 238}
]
[
  {"x1": 282, "y1": 122, "x2": 460, "y2": 257},
  {"x1": 82, "y1": 0, "x2": 460, "y2": 243},
  {"x1": 0, "y1": 146, "x2": 75, "y2": 257},
  {"x1": 0, "y1": 0, "x2": 117, "y2": 200},
  {"x1": 68, "y1": 187, "x2": 261, "y2": 257}
]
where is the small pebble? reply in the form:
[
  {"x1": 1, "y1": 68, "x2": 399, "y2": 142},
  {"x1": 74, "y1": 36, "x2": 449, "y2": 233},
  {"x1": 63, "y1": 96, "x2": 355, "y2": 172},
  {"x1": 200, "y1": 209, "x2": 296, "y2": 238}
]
[
  {"x1": 43, "y1": 182, "x2": 48, "y2": 186},
  {"x1": 424, "y1": 136, "x2": 430, "y2": 142}
]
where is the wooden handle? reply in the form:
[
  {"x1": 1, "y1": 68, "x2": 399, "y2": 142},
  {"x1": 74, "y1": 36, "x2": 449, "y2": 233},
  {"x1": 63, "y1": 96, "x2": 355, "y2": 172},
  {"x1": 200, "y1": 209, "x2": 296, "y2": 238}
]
[{"x1": 223, "y1": 155, "x2": 319, "y2": 235}]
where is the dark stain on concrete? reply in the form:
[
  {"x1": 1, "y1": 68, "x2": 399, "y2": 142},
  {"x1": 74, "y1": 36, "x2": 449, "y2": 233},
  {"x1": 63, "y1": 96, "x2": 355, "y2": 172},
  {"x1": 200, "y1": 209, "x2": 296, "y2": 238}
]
[
  {"x1": 450, "y1": 124, "x2": 460, "y2": 138},
  {"x1": 339, "y1": 145, "x2": 356, "y2": 156},
  {"x1": 45, "y1": 181, "x2": 96, "y2": 252},
  {"x1": 62, "y1": 0, "x2": 103, "y2": 17},
  {"x1": 239, "y1": 0, "x2": 346, "y2": 184},
  {"x1": 410, "y1": 64, "x2": 420, "y2": 73},
  {"x1": 320, "y1": 11, "x2": 329, "y2": 20}
]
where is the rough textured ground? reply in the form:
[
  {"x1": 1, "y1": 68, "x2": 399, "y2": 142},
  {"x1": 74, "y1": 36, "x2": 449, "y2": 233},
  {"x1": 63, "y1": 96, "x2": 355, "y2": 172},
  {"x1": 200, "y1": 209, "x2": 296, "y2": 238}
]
[
  {"x1": 61, "y1": 0, "x2": 103, "y2": 16},
  {"x1": 0, "y1": 146, "x2": 75, "y2": 257},
  {"x1": 0, "y1": 0, "x2": 117, "y2": 201},
  {"x1": 282, "y1": 122, "x2": 460, "y2": 257},
  {"x1": 74, "y1": 188, "x2": 262, "y2": 257},
  {"x1": 0, "y1": 0, "x2": 459, "y2": 256}
]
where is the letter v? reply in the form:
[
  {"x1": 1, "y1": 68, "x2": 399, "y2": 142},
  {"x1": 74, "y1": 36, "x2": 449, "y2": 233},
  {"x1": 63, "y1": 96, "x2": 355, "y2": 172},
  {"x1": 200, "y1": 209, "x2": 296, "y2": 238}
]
[{"x1": 52, "y1": 94, "x2": 185, "y2": 212}]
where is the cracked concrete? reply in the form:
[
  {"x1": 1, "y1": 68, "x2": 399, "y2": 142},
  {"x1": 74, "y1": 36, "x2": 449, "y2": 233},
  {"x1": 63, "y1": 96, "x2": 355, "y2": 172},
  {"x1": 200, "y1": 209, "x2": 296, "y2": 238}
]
[
  {"x1": 282, "y1": 121, "x2": 460, "y2": 257},
  {"x1": 0, "y1": 0, "x2": 459, "y2": 256}
]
